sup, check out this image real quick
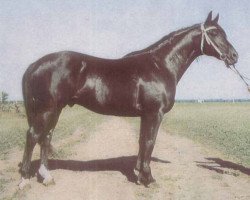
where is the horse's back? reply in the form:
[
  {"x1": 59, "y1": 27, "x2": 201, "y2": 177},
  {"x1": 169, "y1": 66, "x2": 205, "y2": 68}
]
[{"x1": 71, "y1": 54, "x2": 149, "y2": 116}]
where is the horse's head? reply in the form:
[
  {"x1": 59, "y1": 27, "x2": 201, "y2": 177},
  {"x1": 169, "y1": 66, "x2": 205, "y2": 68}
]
[{"x1": 200, "y1": 11, "x2": 238, "y2": 67}]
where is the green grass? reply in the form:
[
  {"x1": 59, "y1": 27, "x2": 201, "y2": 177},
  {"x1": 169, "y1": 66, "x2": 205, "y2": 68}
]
[
  {"x1": 0, "y1": 105, "x2": 105, "y2": 196},
  {"x1": 0, "y1": 105, "x2": 104, "y2": 160},
  {"x1": 52, "y1": 105, "x2": 104, "y2": 142},
  {"x1": 0, "y1": 178, "x2": 9, "y2": 193},
  {"x1": 1, "y1": 102, "x2": 249, "y2": 199},
  {"x1": 1, "y1": 102, "x2": 249, "y2": 168},
  {"x1": 0, "y1": 111, "x2": 27, "y2": 159},
  {"x1": 162, "y1": 103, "x2": 250, "y2": 166}
]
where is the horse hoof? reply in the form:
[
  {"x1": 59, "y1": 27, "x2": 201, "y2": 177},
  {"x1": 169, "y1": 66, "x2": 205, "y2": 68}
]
[
  {"x1": 18, "y1": 177, "x2": 31, "y2": 190},
  {"x1": 149, "y1": 176, "x2": 156, "y2": 183},
  {"x1": 137, "y1": 173, "x2": 146, "y2": 185},
  {"x1": 137, "y1": 173, "x2": 156, "y2": 187},
  {"x1": 43, "y1": 177, "x2": 55, "y2": 186}
]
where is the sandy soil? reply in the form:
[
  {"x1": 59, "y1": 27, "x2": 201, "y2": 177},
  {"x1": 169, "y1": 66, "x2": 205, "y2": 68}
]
[{"x1": 1, "y1": 116, "x2": 250, "y2": 200}]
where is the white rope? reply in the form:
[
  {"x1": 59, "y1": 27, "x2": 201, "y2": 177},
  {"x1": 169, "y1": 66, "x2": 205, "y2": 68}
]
[
  {"x1": 200, "y1": 23, "x2": 223, "y2": 57},
  {"x1": 230, "y1": 65, "x2": 249, "y2": 87}
]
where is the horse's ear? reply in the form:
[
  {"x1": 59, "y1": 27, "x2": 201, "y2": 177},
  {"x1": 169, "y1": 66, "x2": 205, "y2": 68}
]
[
  {"x1": 205, "y1": 11, "x2": 213, "y2": 24},
  {"x1": 213, "y1": 13, "x2": 219, "y2": 23}
]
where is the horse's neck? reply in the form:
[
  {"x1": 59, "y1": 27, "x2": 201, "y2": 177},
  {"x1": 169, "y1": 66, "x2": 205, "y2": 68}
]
[{"x1": 154, "y1": 27, "x2": 201, "y2": 84}]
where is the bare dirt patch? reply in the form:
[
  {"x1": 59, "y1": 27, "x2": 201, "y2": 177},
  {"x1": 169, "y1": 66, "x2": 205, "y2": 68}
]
[{"x1": 1, "y1": 116, "x2": 250, "y2": 200}]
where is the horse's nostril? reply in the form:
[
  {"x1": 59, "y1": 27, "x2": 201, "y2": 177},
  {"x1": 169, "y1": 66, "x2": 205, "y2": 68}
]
[{"x1": 232, "y1": 52, "x2": 238, "y2": 59}]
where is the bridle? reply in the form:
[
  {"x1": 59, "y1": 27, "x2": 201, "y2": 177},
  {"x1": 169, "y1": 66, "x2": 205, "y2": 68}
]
[
  {"x1": 200, "y1": 23, "x2": 223, "y2": 57},
  {"x1": 200, "y1": 23, "x2": 250, "y2": 91}
]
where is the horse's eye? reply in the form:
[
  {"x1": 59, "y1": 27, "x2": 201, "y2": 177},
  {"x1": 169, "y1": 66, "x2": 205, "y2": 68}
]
[{"x1": 210, "y1": 31, "x2": 218, "y2": 36}]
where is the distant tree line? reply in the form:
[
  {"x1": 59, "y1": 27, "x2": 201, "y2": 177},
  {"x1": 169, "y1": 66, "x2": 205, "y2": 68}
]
[
  {"x1": 0, "y1": 91, "x2": 22, "y2": 113},
  {"x1": 175, "y1": 99, "x2": 250, "y2": 103},
  {"x1": 1, "y1": 91, "x2": 8, "y2": 104}
]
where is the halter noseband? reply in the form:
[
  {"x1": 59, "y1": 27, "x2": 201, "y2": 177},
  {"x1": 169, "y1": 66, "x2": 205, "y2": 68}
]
[{"x1": 200, "y1": 23, "x2": 223, "y2": 57}]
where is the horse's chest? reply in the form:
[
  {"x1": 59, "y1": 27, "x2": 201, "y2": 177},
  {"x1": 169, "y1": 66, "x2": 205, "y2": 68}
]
[{"x1": 140, "y1": 80, "x2": 175, "y2": 113}]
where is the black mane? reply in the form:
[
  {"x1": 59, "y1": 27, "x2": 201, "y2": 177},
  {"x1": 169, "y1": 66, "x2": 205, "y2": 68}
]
[{"x1": 125, "y1": 23, "x2": 200, "y2": 57}]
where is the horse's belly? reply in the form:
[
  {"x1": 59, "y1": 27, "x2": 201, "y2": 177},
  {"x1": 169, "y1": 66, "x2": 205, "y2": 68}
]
[
  {"x1": 76, "y1": 93, "x2": 141, "y2": 116},
  {"x1": 73, "y1": 79, "x2": 141, "y2": 116}
]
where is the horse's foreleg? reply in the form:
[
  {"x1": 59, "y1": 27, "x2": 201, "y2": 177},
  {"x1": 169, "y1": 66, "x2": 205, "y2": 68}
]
[
  {"x1": 19, "y1": 127, "x2": 40, "y2": 189},
  {"x1": 137, "y1": 112, "x2": 162, "y2": 186},
  {"x1": 135, "y1": 121, "x2": 145, "y2": 172}
]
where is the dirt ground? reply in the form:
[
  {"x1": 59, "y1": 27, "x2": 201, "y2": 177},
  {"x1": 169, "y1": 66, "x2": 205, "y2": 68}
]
[{"x1": 1, "y1": 116, "x2": 250, "y2": 200}]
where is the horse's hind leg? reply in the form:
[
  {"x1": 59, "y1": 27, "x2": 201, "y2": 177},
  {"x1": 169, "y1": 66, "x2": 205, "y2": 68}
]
[
  {"x1": 39, "y1": 130, "x2": 54, "y2": 186},
  {"x1": 19, "y1": 127, "x2": 40, "y2": 189},
  {"x1": 19, "y1": 107, "x2": 61, "y2": 189},
  {"x1": 38, "y1": 108, "x2": 61, "y2": 186}
]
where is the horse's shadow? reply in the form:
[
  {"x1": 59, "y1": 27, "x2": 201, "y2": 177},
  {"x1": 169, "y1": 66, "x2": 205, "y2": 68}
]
[
  {"x1": 196, "y1": 157, "x2": 250, "y2": 176},
  {"x1": 30, "y1": 156, "x2": 170, "y2": 183}
]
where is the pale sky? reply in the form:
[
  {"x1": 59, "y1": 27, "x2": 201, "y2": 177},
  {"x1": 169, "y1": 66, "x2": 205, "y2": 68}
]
[{"x1": 1, "y1": 0, "x2": 250, "y2": 100}]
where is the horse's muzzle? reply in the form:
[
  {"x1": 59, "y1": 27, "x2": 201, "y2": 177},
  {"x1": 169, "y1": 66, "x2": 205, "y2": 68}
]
[{"x1": 221, "y1": 51, "x2": 238, "y2": 66}]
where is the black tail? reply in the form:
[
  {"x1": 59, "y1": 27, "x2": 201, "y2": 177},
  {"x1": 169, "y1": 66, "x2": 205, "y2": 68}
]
[{"x1": 22, "y1": 65, "x2": 35, "y2": 127}]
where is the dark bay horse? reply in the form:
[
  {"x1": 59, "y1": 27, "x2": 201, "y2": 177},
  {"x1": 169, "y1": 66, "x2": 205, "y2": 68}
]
[{"x1": 19, "y1": 12, "x2": 238, "y2": 189}]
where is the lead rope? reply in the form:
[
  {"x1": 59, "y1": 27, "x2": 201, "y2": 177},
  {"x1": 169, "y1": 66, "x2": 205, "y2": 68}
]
[
  {"x1": 200, "y1": 24, "x2": 250, "y2": 92},
  {"x1": 230, "y1": 65, "x2": 250, "y2": 91}
]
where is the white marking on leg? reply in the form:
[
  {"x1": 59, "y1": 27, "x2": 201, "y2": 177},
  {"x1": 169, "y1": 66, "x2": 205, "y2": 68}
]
[
  {"x1": 49, "y1": 128, "x2": 54, "y2": 135},
  {"x1": 39, "y1": 164, "x2": 54, "y2": 185},
  {"x1": 39, "y1": 164, "x2": 51, "y2": 179},
  {"x1": 30, "y1": 126, "x2": 34, "y2": 134},
  {"x1": 134, "y1": 169, "x2": 139, "y2": 177},
  {"x1": 18, "y1": 177, "x2": 31, "y2": 190}
]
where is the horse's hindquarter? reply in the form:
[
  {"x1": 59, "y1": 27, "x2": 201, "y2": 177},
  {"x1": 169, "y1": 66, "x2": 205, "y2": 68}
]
[{"x1": 23, "y1": 52, "x2": 81, "y2": 111}]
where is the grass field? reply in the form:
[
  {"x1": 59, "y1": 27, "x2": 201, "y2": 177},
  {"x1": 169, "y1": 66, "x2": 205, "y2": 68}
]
[
  {"x1": 0, "y1": 105, "x2": 104, "y2": 160},
  {"x1": 0, "y1": 102, "x2": 249, "y2": 165},
  {"x1": 163, "y1": 102, "x2": 250, "y2": 166},
  {"x1": 1, "y1": 102, "x2": 250, "y2": 196}
]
